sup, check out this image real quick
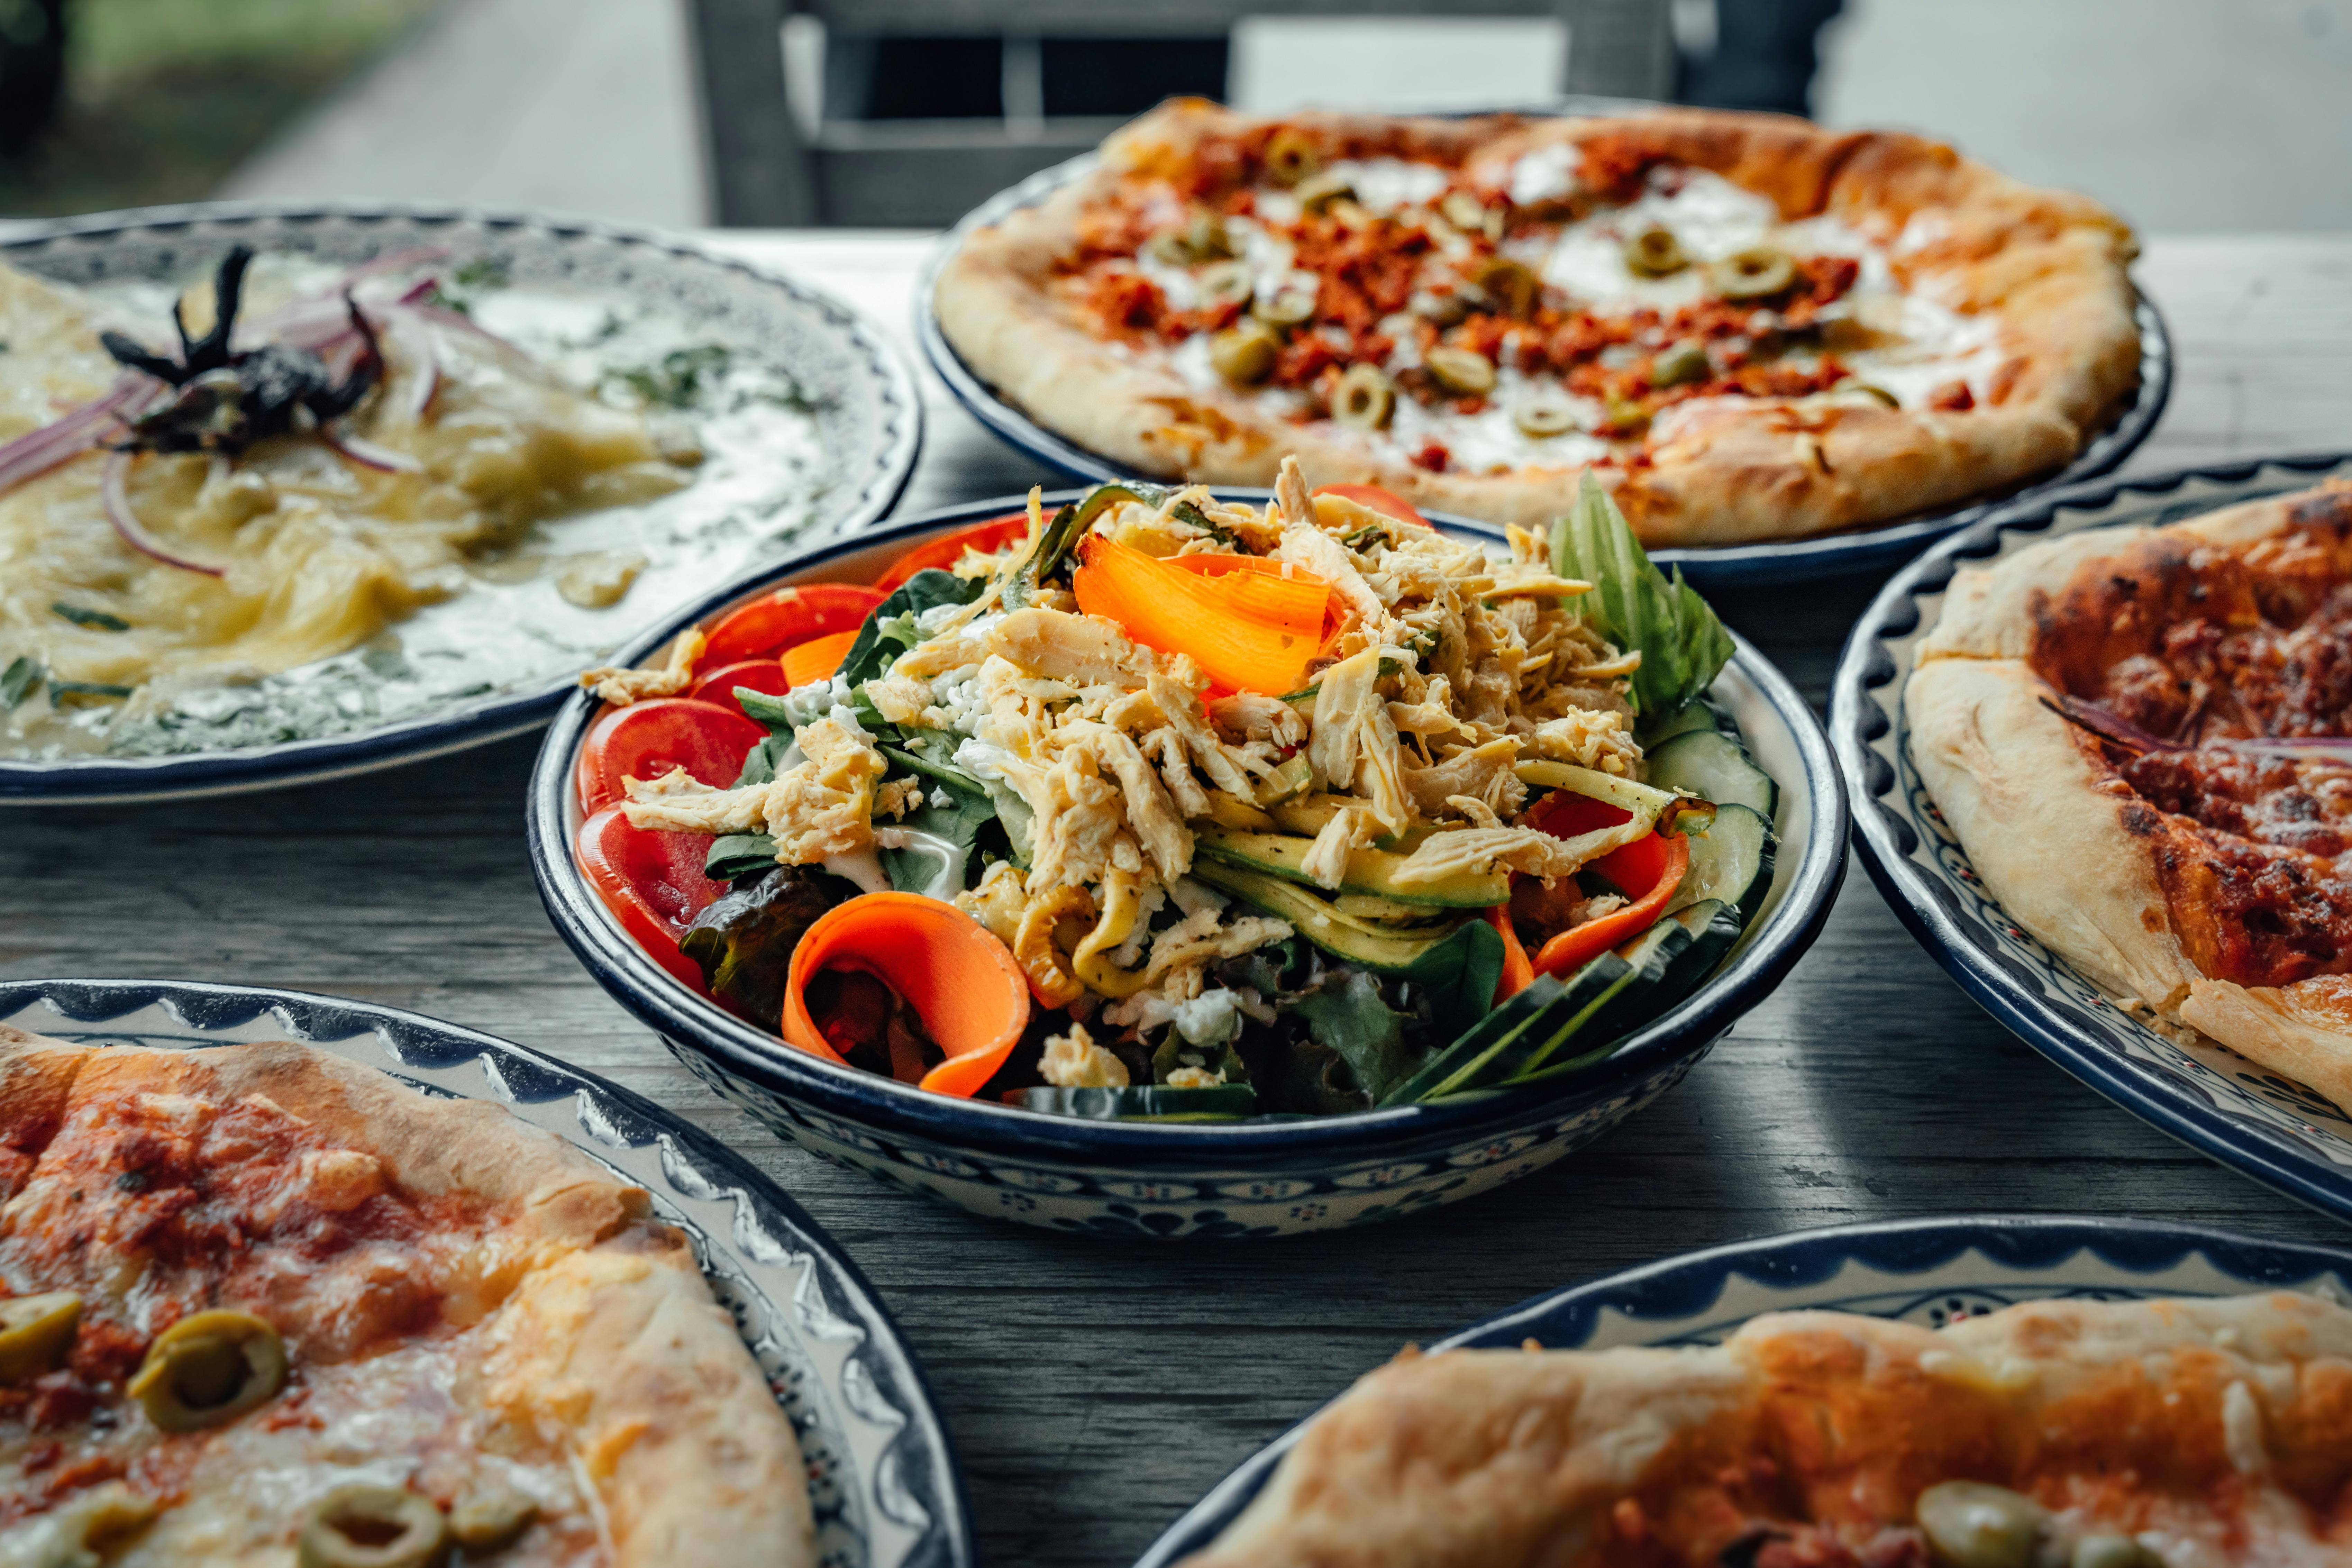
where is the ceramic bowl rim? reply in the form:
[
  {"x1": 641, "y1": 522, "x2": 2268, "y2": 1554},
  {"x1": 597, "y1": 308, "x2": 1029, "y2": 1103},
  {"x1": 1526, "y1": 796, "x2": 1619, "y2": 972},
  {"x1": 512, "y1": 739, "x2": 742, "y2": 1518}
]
[{"x1": 526, "y1": 489, "x2": 1850, "y2": 1166}]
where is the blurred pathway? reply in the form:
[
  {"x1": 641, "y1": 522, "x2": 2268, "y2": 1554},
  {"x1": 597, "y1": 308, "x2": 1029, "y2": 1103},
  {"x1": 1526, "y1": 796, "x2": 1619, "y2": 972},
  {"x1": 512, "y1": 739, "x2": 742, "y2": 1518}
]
[{"x1": 219, "y1": 0, "x2": 704, "y2": 227}]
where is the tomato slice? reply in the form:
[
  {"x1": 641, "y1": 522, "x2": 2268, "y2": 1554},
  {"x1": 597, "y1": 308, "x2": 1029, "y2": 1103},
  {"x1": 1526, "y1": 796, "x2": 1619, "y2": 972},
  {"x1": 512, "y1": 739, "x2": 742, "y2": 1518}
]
[
  {"x1": 688, "y1": 658, "x2": 789, "y2": 710},
  {"x1": 1311, "y1": 483, "x2": 1432, "y2": 530},
  {"x1": 578, "y1": 697, "x2": 764, "y2": 813},
  {"x1": 700, "y1": 584, "x2": 884, "y2": 668},
  {"x1": 781, "y1": 628, "x2": 861, "y2": 688},
  {"x1": 575, "y1": 806, "x2": 727, "y2": 992},
  {"x1": 873, "y1": 513, "x2": 1030, "y2": 594}
]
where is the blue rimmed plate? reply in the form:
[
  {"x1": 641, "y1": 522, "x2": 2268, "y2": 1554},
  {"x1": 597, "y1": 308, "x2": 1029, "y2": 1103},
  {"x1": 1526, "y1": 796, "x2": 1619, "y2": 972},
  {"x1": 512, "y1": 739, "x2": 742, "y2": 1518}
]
[
  {"x1": 526, "y1": 491, "x2": 1849, "y2": 1239},
  {"x1": 1135, "y1": 1214, "x2": 2352, "y2": 1566},
  {"x1": 1832, "y1": 452, "x2": 2352, "y2": 1221},
  {"x1": 0, "y1": 976, "x2": 972, "y2": 1568},
  {"x1": 1, "y1": 204, "x2": 922, "y2": 806},
  {"x1": 915, "y1": 148, "x2": 2169, "y2": 588}
]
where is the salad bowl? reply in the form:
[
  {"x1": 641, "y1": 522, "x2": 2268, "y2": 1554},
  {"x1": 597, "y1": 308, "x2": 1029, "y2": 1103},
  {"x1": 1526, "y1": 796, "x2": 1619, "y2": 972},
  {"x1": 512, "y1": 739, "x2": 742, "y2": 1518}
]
[{"x1": 527, "y1": 492, "x2": 1849, "y2": 1238}]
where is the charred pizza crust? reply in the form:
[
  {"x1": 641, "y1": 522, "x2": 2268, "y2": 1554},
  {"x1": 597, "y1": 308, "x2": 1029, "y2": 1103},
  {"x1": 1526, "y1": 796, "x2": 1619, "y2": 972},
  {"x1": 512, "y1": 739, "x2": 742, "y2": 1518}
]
[
  {"x1": 1180, "y1": 1292, "x2": 2352, "y2": 1567},
  {"x1": 936, "y1": 99, "x2": 2142, "y2": 546},
  {"x1": 1907, "y1": 482, "x2": 2352, "y2": 1112},
  {"x1": 0, "y1": 1028, "x2": 812, "y2": 1568}
]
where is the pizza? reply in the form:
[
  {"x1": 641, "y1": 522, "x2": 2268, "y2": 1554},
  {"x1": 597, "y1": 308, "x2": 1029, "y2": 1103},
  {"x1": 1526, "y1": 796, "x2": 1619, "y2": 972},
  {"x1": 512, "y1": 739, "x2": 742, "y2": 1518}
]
[
  {"x1": 1177, "y1": 1291, "x2": 2352, "y2": 1566},
  {"x1": 933, "y1": 100, "x2": 2143, "y2": 547},
  {"x1": 0, "y1": 1028, "x2": 811, "y2": 1567},
  {"x1": 1907, "y1": 479, "x2": 2352, "y2": 1113}
]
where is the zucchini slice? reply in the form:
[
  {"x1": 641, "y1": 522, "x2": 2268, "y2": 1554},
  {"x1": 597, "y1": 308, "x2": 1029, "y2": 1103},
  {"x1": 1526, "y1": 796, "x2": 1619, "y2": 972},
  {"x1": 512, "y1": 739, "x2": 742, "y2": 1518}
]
[
  {"x1": 1378, "y1": 975, "x2": 1564, "y2": 1106},
  {"x1": 1643, "y1": 729, "x2": 1778, "y2": 819},
  {"x1": 1194, "y1": 826, "x2": 1508, "y2": 908},
  {"x1": 1189, "y1": 859, "x2": 1467, "y2": 971},
  {"x1": 1018, "y1": 1083, "x2": 1259, "y2": 1120},
  {"x1": 1672, "y1": 803, "x2": 1775, "y2": 922}
]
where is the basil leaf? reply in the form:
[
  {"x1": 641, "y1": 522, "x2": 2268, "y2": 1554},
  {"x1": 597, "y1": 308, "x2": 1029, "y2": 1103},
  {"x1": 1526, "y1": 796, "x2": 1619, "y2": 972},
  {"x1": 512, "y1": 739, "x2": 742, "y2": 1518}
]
[
  {"x1": 1, "y1": 657, "x2": 40, "y2": 709},
  {"x1": 1550, "y1": 469, "x2": 1734, "y2": 717}
]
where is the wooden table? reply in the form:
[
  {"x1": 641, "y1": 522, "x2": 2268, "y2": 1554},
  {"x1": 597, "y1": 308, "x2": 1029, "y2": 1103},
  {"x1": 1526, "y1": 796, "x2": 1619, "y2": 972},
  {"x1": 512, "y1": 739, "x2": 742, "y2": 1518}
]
[{"x1": 6, "y1": 232, "x2": 2351, "y2": 1567}]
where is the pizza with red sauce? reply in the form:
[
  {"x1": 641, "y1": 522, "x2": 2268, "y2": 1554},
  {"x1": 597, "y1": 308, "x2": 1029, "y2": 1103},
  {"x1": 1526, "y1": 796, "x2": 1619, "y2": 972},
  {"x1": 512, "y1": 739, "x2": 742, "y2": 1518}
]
[
  {"x1": 1176, "y1": 1292, "x2": 2352, "y2": 1567},
  {"x1": 935, "y1": 100, "x2": 2143, "y2": 547},
  {"x1": 1909, "y1": 479, "x2": 2352, "y2": 1113},
  {"x1": 0, "y1": 1029, "x2": 811, "y2": 1568}
]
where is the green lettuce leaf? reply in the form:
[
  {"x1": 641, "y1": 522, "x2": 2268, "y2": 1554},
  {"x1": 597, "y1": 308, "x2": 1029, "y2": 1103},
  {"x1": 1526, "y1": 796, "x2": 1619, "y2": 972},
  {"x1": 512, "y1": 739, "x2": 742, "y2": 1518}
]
[{"x1": 1550, "y1": 470, "x2": 1735, "y2": 717}]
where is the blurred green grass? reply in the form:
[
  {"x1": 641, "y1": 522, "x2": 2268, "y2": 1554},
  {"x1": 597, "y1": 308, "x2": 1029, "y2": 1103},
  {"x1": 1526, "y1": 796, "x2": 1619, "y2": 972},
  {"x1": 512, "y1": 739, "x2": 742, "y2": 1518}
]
[{"x1": 1, "y1": 0, "x2": 443, "y2": 217}]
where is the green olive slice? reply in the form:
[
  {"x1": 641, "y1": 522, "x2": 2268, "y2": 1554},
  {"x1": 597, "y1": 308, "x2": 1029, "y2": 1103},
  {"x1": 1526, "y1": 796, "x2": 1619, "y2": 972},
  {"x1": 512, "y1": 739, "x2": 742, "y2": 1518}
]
[
  {"x1": 448, "y1": 1484, "x2": 538, "y2": 1552},
  {"x1": 1262, "y1": 128, "x2": 1319, "y2": 186},
  {"x1": 1294, "y1": 172, "x2": 1356, "y2": 215},
  {"x1": 1330, "y1": 365, "x2": 1395, "y2": 431},
  {"x1": 1623, "y1": 225, "x2": 1689, "y2": 277},
  {"x1": 129, "y1": 1308, "x2": 286, "y2": 1432},
  {"x1": 299, "y1": 1486, "x2": 448, "y2": 1568},
  {"x1": 0, "y1": 1291, "x2": 82, "y2": 1383},
  {"x1": 1439, "y1": 191, "x2": 1489, "y2": 232},
  {"x1": 1511, "y1": 389, "x2": 1578, "y2": 438},
  {"x1": 1650, "y1": 340, "x2": 1710, "y2": 388},
  {"x1": 1840, "y1": 380, "x2": 1900, "y2": 408},
  {"x1": 1424, "y1": 346, "x2": 1496, "y2": 398},
  {"x1": 1251, "y1": 276, "x2": 1319, "y2": 328},
  {"x1": 1209, "y1": 320, "x2": 1283, "y2": 386},
  {"x1": 1474, "y1": 256, "x2": 1540, "y2": 317},
  {"x1": 1709, "y1": 245, "x2": 1799, "y2": 300},
  {"x1": 1195, "y1": 260, "x2": 1255, "y2": 310},
  {"x1": 1915, "y1": 1480, "x2": 2048, "y2": 1568},
  {"x1": 2070, "y1": 1534, "x2": 2157, "y2": 1568}
]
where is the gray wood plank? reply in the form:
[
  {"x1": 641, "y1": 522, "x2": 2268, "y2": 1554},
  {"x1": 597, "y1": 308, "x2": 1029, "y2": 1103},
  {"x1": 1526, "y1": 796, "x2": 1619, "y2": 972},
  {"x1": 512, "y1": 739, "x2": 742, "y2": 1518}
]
[{"x1": 4, "y1": 230, "x2": 2346, "y2": 1568}]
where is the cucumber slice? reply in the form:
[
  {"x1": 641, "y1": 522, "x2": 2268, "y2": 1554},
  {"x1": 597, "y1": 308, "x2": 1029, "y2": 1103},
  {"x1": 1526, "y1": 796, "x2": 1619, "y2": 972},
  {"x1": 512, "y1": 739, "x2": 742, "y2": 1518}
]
[
  {"x1": 1018, "y1": 1084, "x2": 1259, "y2": 1120},
  {"x1": 1420, "y1": 949, "x2": 1637, "y2": 1099},
  {"x1": 1637, "y1": 698, "x2": 1725, "y2": 748},
  {"x1": 1378, "y1": 975, "x2": 1563, "y2": 1106},
  {"x1": 1672, "y1": 803, "x2": 1774, "y2": 923},
  {"x1": 1644, "y1": 729, "x2": 1778, "y2": 819},
  {"x1": 1195, "y1": 825, "x2": 1508, "y2": 908},
  {"x1": 1510, "y1": 915, "x2": 1696, "y2": 1081}
]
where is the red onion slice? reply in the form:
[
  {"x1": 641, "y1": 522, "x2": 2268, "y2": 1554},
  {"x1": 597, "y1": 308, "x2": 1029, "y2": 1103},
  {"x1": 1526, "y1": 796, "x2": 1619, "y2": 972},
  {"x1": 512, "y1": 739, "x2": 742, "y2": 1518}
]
[
  {"x1": 386, "y1": 311, "x2": 441, "y2": 422},
  {"x1": 320, "y1": 428, "x2": 423, "y2": 474},
  {"x1": 103, "y1": 451, "x2": 225, "y2": 577},
  {"x1": 0, "y1": 373, "x2": 156, "y2": 495},
  {"x1": 2042, "y1": 694, "x2": 2181, "y2": 754}
]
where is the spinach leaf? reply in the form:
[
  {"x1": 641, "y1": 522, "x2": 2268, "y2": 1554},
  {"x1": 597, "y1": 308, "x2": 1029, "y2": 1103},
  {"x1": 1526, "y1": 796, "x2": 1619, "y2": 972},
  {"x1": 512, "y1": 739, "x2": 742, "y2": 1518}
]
[
  {"x1": 1392, "y1": 918, "x2": 1504, "y2": 1037},
  {"x1": 835, "y1": 568, "x2": 985, "y2": 687},
  {"x1": 1291, "y1": 970, "x2": 1420, "y2": 1102},
  {"x1": 51, "y1": 603, "x2": 129, "y2": 631},
  {"x1": 878, "y1": 773, "x2": 995, "y2": 894},
  {"x1": 1550, "y1": 470, "x2": 1734, "y2": 717},
  {"x1": 1, "y1": 657, "x2": 40, "y2": 709},
  {"x1": 880, "y1": 741, "x2": 985, "y2": 794},
  {"x1": 735, "y1": 690, "x2": 799, "y2": 737},
  {"x1": 705, "y1": 833, "x2": 781, "y2": 882}
]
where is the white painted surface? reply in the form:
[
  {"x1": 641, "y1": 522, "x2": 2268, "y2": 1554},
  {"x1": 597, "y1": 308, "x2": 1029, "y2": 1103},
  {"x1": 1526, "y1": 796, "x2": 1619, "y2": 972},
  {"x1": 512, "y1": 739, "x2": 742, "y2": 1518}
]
[
  {"x1": 1817, "y1": 0, "x2": 2352, "y2": 234},
  {"x1": 1228, "y1": 16, "x2": 1567, "y2": 114},
  {"x1": 220, "y1": 0, "x2": 708, "y2": 228}
]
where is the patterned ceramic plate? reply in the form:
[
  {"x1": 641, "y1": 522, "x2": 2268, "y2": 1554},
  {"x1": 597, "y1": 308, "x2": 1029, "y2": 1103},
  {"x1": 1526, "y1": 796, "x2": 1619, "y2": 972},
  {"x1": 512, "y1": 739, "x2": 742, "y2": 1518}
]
[
  {"x1": 1136, "y1": 1214, "x2": 2352, "y2": 1565},
  {"x1": 1832, "y1": 453, "x2": 2352, "y2": 1220},
  {"x1": 0, "y1": 977, "x2": 972, "y2": 1568},
  {"x1": 1, "y1": 204, "x2": 922, "y2": 805},
  {"x1": 916, "y1": 142, "x2": 2170, "y2": 588}
]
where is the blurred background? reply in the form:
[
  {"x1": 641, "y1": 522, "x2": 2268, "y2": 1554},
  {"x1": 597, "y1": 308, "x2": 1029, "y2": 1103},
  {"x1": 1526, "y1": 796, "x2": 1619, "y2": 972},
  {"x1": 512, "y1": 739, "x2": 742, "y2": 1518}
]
[{"x1": 0, "y1": 0, "x2": 2347, "y2": 233}]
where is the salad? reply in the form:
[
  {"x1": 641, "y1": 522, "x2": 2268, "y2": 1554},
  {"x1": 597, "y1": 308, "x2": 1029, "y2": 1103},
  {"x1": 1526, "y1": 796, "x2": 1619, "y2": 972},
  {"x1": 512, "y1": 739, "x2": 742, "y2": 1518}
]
[{"x1": 571, "y1": 459, "x2": 1779, "y2": 1121}]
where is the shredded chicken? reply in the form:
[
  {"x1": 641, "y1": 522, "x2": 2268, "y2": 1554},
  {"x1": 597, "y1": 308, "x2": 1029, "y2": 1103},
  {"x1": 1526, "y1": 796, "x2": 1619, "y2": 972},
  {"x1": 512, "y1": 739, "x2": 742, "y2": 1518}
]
[
  {"x1": 582, "y1": 626, "x2": 705, "y2": 706},
  {"x1": 622, "y1": 710, "x2": 885, "y2": 864},
  {"x1": 1039, "y1": 1023, "x2": 1129, "y2": 1088}
]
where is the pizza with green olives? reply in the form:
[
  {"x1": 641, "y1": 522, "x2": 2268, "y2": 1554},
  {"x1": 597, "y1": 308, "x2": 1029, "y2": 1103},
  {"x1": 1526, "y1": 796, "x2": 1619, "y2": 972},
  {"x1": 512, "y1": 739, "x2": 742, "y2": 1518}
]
[
  {"x1": 935, "y1": 99, "x2": 2144, "y2": 546},
  {"x1": 1177, "y1": 1292, "x2": 2352, "y2": 1567},
  {"x1": 0, "y1": 1028, "x2": 811, "y2": 1568}
]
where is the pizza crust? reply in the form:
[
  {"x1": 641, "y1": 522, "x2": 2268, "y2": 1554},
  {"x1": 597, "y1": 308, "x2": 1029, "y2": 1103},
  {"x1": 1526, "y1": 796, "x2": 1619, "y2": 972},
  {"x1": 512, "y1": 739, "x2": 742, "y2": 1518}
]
[
  {"x1": 1181, "y1": 1292, "x2": 2352, "y2": 1567},
  {"x1": 0, "y1": 1030, "x2": 813, "y2": 1568},
  {"x1": 935, "y1": 100, "x2": 2142, "y2": 546},
  {"x1": 1909, "y1": 484, "x2": 2352, "y2": 1112}
]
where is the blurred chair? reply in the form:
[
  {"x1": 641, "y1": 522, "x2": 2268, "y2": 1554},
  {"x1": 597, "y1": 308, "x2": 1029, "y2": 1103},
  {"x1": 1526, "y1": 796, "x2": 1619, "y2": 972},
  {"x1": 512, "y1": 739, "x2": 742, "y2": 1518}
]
[{"x1": 685, "y1": 0, "x2": 1675, "y2": 227}]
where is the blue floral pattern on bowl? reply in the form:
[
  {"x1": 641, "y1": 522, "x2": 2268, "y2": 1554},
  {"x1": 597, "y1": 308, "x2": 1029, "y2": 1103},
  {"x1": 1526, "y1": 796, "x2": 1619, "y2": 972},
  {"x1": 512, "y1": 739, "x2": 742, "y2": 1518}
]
[
  {"x1": 1135, "y1": 1215, "x2": 2352, "y2": 1566},
  {"x1": 1832, "y1": 453, "x2": 2352, "y2": 1219},
  {"x1": 0, "y1": 978, "x2": 972, "y2": 1568},
  {"x1": 527, "y1": 495, "x2": 1851, "y2": 1239}
]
